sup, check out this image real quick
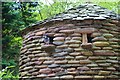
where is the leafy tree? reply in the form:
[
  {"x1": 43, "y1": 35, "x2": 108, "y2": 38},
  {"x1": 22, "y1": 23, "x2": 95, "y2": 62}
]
[{"x1": 2, "y1": 2, "x2": 39, "y2": 68}]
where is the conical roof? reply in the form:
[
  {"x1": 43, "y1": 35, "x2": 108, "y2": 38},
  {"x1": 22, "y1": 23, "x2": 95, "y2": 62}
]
[
  {"x1": 22, "y1": 3, "x2": 119, "y2": 35},
  {"x1": 52, "y1": 3, "x2": 119, "y2": 20}
]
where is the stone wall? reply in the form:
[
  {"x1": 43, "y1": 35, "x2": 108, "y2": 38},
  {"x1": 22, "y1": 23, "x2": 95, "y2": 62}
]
[{"x1": 20, "y1": 19, "x2": 120, "y2": 80}]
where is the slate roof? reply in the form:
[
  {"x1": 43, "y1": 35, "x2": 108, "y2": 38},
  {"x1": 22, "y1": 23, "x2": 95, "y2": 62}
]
[{"x1": 22, "y1": 3, "x2": 120, "y2": 34}]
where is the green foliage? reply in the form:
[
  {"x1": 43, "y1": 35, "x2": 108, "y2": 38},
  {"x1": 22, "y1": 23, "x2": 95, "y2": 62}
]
[
  {"x1": 98, "y1": 2, "x2": 119, "y2": 14},
  {"x1": 2, "y1": 2, "x2": 39, "y2": 65},
  {"x1": 0, "y1": 66, "x2": 19, "y2": 79},
  {"x1": 2, "y1": 2, "x2": 39, "y2": 77}
]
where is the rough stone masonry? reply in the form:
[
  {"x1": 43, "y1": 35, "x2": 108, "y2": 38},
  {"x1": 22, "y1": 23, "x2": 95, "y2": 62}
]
[{"x1": 19, "y1": 3, "x2": 120, "y2": 80}]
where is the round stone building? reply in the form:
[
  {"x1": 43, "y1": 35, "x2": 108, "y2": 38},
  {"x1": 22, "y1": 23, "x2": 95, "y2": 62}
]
[{"x1": 20, "y1": 3, "x2": 120, "y2": 80}]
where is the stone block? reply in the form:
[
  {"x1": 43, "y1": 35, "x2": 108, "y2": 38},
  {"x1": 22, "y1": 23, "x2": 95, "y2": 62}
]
[
  {"x1": 32, "y1": 39, "x2": 39, "y2": 43},
  {"x1": 43, "y1": 60, "x2": 54, "y2": 65},
  {"x1": 83, "y1": 20, "x2": 93, "y2": 24},
  {"x1": 106, "y1": 75, "x2": 118, "y2": 79},
  {"x1": 52, "y1": 67, "x2": 61, "y2": 72},
  {"x1": 32, "y1": 51, "x2": 42, "y2": 54},
  {"x1": 64, "y1": 48, "x2": 74, "y2": 53},
  {"x1": 100, "y1": 29, "x2": 109, "y2": 33},
  {"x1": 103, "y1": 23, "x2": 116, "y2": 26},
  {"x1": 69, "y1": 44, "x2": 80, "y2": 48},
  {"x1": 28, "y1": 68, "x2": 38, "y2": 73},
  {"x1": 70, "y1": 64, "x2": 82, "y2": 67},
  {"x1": 94, "y1": 76, "x2": 105, "y2": 78},
  {"x1": 53, "y1": 52, "x2": 68, "y2": 57},
  {"x1": 21, "y1": 72, "x2": 28, "y2": 77},
  {"x1": 67, "y1": 71, "x2": 78, "y2": 75},
  {"x1": 67, "y1": 68, "x2": 76, "y2": 71},
  {"x1": 72, "y1": 37, "x2": 82, "y2": 40},
  {"x1": 48, "y1": 64, "x2": 60, "y2": 68},
  {"x1": 68, "y1": 60, "x2": 80, "y2": 64},
  {"x1": 23, "y1": 58, "x2": 30, "y2": 63},
  {"x1": 34, "y1": 65, "x2": 47, "y2": 69},
  {"x1": 106, "y1": 60, "x2": 118, "y2": 64},
  {"x1": 91, "y1": 32, "x2": 101, "y2": 37},
  {"x1": 37, "y1": 74, "x2": 47, "y2": 78},
  {"x1": 103, "y1": 33, "x2": 114, "y2": 38},
  {"x1": 56, "y1": 71, "x2": 67, "y2": 76},
  {"x1": 75, "y1": 76, "x2": 93, "y2": 79},
  {"x1": 76, "y1": 28, "x2": 96, "y2": 34},
  {"x1": 94, "y1": 51, "x2": 115, "y2": 56},
  {"x1": 98, "y1": 71, "x2": 111, "y2": 75},
  {"x1": 35, "y1": 53, "x2": 48, "y2": 57},
  {"x1": 53, "y1": 41, "x2": 64, "y2": 46},
  {"x1": 29, "y1": 47, "x2": 38, "y2": 51},
  {"x1": 110, "y1": 20, "x2": 119, "y2": 24},
  {"x1": 65, "y1": 40, "x2": 81, "y2": 44},
  {"x1": 81, "y1": 43, "x2": 92, "y2": 50},
  {"x1": 92, "y1": 37, "x2": 107, "y2": 41},
  {"x1": 55, "y1": 48, "x2": 63, "y2": 53},
  {"x1": 59, "y1": 29, "x2": 74, "y2": 34},
  {"x1": 108, "y1": 57, "x2": 118, "y2": 60},
  {"x1": 54, "y1": 60, "x2": 68, "y2": 64},
  {"x1": 79, "y1": 60, "x2": 92, "y2": 64},
  {"x1": 26, "y1": 44, "x2": 36, "y2": 48},
  {"x1": 75, "y1": 56, "x2": 87, "y2": 60},
  {"x1": 71, "y1": 33, "x2": 81, "y2": 37},
  {"x1": 91, "y1": 67, "x2": 103, "y2": 70},
  {"x1": 95, "y1": 60, "x2": 106, "y2": 63},
  {"x1": 109, "y1": 38, "x2": 119, "y2": 42},
  {"x1": 65, "y1": 37, "x2": 71, "y2": 40},
  {"x1": 60, "y1": 75, "x2": 74, "y2": 79},
  {"x1": 65, "y1": 56, "x2": 74, "y2": 60},
  {"x1": 39, "y1": 68, "x2": 52, "y2": 74},
  {"x1": 103, "y1": 47, "x2": 112, "y2": 50},
  {"x1": 24, "y1": 66, "x2": 33, "y2": 71},
  {"x1": 43, "y1": 76, "x2": 59, "y2": 80},
  {"x1": 20, "y1": 49, "x2": 27, "y2": 54},
  {"x1": 80, "y1": 71, "x2": 98, "y2": 75},
  {"x1": 38, "y1": 57, "x2": 52, "y2": 60},
  {"x1": 57, "y1": 44, "x2": 68, "y2": 49},
  {"x1": 89, "y1": 56, "x2": 101, "y2": 60},
  {"x1": 54, "y1": 33, "x2": 66, "y2": 37},
  {"x1": 69, "y1": 52, "x2": 81, "y2": 56},
  {"x1": 41, "y1": 44, "x2": 55, "y2": 53},
  {"x1": 53, "y1": 37, "x2": 65, "y2": 41},
  {"x1": 93, "y1": 41, "x2": 109, "y2": 47},
  {"x1": 82, "y1": 51, "x2": 93, "y2": 56},
  {"x1": 60, "y1": 64, "x2": 72, "y2": 68},
  {"x1": 87, "y1": 64, "x2": 98, "y2": 67},
  {"x1": 74, "y1": 48, "x2": 84, "y2": 52},
  {"x1": 92, "y1": 46, "x2": 101, "y2": 50},
  {"x1": 32, "y1": 72, "x2": 39, "y2": 76},
  {"x1": 77, "y1": 66, "x2": 90, "y2": 71},
  {"x1": 46, "y1": 33, "x2": 55, "y2": 37},
  {"x1": 28, "y1": 54, "x2": 35, "y2": 58},
  {"x1": 111, "y1": 45, "x2": 120, "y2": 49},
  {"x1": 31, "y1": 58, "x2": 39, "y2": 62},
  {"x1": 54, "y1": 57, "x2": 65, "y2": 60},
  {"x1": 106, "y1": 67, "x2": 116, "y2": 71},
  {"x1": 98, "y1": 63, "x2": 111, "y2": 67},
  {"x1": 35, "y1": 31, "x2": 46, "y2": 36}
]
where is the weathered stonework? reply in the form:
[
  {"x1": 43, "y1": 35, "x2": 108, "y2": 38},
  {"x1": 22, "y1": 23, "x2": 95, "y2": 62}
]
[{"x1": 20, "y1": 3, "x2": 120, "y2": 80}]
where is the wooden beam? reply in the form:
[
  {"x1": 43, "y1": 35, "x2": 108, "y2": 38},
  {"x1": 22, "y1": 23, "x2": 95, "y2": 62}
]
[{"x1": 82, "y1": 33, "x2": 88, "y2": 44}]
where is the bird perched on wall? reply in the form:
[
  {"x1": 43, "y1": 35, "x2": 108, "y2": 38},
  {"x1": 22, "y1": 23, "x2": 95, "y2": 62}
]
[{"x1": 43, "y1": 34, "x2": 50, "y2": 44}]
